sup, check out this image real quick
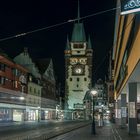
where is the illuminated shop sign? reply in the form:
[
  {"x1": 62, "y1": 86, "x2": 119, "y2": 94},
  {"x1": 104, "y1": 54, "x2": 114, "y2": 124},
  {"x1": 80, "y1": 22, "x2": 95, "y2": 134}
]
[{"x1": 121, "y1": 0, "x2": 140, "y2": 15}]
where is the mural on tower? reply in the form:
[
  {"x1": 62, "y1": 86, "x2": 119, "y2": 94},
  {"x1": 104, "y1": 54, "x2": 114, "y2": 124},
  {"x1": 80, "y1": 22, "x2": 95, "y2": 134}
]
[{"x1": 64, "y1": 2, "x2": 93, "y2": 110}]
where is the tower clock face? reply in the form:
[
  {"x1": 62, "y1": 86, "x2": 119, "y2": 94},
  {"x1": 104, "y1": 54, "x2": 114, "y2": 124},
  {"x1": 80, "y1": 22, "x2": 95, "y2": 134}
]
[
  {"x1": 74, "y1": 67, "x2": 83, "y2": 74},
  {"x1": 73, "y1": 65, "x2": 84, "y2": 75}
]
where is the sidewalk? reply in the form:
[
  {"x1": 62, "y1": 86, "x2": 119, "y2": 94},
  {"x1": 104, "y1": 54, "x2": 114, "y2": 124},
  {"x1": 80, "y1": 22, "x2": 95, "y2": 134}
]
[
  {"x1": 113, "y1": 123, "x2": 140, "y2": 140},
  {"x1": 51, "y1": 120, "x2": 140, "y2": 140}
]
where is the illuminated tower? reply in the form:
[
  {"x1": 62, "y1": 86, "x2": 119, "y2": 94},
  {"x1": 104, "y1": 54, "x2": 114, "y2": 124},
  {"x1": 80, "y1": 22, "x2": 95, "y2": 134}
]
[{"x1": 64, "y1": 1, "x2": 93, "y2": 110}]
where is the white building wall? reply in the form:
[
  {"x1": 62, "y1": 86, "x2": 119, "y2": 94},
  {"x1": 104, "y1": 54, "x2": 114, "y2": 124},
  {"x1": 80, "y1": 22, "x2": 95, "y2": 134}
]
[
  {"x1": 67, "y1": 64, "x2": 91, "y2": 109},
  {"x1": 26, "y1": 82, "x2": 42, "y2": 107}
]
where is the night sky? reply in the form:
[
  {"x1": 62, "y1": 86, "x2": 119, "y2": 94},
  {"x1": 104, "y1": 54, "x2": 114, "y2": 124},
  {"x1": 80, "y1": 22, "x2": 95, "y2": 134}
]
[{"x1": 0, "y1": 0, "x2": 116, "y2": 86}]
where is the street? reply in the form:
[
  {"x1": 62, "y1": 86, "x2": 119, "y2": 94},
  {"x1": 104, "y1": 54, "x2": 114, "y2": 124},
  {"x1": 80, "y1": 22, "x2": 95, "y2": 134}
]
[
  {"x1": 0, "y1": 120, "x2": 140, "y2": 140},
  {"x1": 50, "y1": 121, "x2": 119, "y2": 140},
  {"x1": 0, "y1": 120, "x2": 90, "y2": 140}
]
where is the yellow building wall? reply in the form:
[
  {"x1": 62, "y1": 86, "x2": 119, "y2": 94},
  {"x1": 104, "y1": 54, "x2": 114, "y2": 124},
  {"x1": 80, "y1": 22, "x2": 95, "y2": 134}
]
[
  {"x1": 115, "y1": 15, "x2": 140, "y2": 98},
  {"x1": 114, "y1": 15, "x2": 134, "y2": 87}
]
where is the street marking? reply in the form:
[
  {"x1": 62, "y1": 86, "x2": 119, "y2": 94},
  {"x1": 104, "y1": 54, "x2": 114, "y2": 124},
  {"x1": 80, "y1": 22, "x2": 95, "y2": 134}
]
[
  {"x1": 114, "y1": 128, "x2": 122, "y2": 140},
  {"x1": 113, "y1": 135, "x2": 117, "y2": 140},
  {"x1": 112, "y1": 128, "x2": 117, "y2": 140},
  {"x1": 111, "y1": 126, "x2": 122, "y2": 140}
]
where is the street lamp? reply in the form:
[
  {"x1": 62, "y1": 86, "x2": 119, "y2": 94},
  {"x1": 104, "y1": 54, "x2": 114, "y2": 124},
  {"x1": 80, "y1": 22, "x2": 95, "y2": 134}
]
[{"x1": 90, "y1": 89, "x2": 97, "y2": 135}]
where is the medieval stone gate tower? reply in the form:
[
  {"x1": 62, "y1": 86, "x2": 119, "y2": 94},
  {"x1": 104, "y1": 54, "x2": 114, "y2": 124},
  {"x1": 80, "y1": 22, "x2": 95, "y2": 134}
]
[{"x1": 64, "y1": 1, "x2": 93, "y2": 111}]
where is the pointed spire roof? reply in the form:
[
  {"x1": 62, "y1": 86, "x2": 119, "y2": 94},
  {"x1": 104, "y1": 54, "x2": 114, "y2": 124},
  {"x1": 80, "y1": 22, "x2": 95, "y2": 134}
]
[
  {"x1": 88, "y1": 36, "x2": 92, "y2": 49},
  {"x1": 65, "y1": 35, "x2": 70, "y2": 50},
  {"x1": 71, "y1": 1, "x2": 86, "y2": 42},
  {"x1": 71, "y1": 23, "x2": 86, "y2": 42},
  {"x1": 77, "y1": 0, "x2": 80, "y2": 23}
]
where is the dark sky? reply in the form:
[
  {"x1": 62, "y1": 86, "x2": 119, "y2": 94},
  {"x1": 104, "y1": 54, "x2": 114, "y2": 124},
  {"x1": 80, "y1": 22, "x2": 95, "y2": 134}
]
[{"x1": 0, "y1": 0, "x2": 116, "y2": 85}]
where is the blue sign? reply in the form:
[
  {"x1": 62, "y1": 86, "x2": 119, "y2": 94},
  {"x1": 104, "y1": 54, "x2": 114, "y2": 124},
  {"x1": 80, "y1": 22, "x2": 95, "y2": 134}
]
[{"x1": 121, "y1": 0, "x2": 140, "y2": 15}]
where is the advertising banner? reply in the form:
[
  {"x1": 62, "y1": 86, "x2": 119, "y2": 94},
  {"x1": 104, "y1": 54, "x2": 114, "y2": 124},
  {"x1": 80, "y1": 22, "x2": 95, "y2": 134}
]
[
  {"x1": 121, "y1": 0, "x2": 140, "y2": 15},
  {"x1": 129, "y1": 102, "x2": 136, "y2": 118}
]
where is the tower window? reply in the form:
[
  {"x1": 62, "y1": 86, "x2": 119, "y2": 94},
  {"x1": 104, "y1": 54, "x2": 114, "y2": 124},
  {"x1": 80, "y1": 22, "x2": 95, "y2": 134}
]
[
  {"x1": 73, "y1": 44, "x2": 84, "y2": 48},
  {"x1": 70, "y1": 78, "x2": 72, "y2": 81}
]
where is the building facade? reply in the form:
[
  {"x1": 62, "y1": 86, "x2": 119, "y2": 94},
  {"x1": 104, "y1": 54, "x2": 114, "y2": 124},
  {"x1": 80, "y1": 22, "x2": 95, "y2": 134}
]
[
  {"x1": 106, "y1": 51, "x2": 115, "y2": 122},
  {"x1": 14, "y1": 48, "x2": 42, "y2": 121},
  {"x1": 35, "y1": 58, "x2": 57, "y2": 120},
  {"x1": 0, "y1": 53, "x2": 28, "y2": 122},
  {"x1": 14, "y1": 49, "x2": 57, "y2": 121},
  {"x1": 113, "y1": 0, "x2": 140, "y2": 134}
]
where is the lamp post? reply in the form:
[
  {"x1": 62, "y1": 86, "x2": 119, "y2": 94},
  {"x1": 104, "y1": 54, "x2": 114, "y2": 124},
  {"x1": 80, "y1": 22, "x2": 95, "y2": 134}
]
[{"x1": 90, "y1": 89, "x2": 97, "y2": 135}]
